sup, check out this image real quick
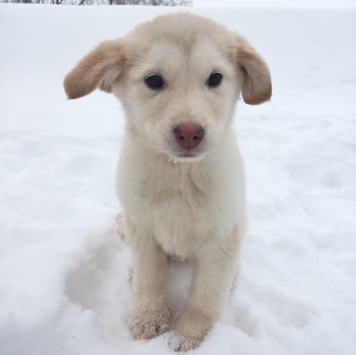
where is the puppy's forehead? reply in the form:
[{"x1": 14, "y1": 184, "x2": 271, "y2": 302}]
[
  {"x1": 130, "y1": 13, "x2": 233, "y2": 42},
  {"x1": 126, "y1": 14, "x2": 235, "y2": 77},
  {"x1": 146, "y1": 39, "x2": 225, "y2": 70}
]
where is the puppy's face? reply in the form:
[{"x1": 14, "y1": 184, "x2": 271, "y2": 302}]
[
  {"x1": 114, "y1": 37, "x2": 241, "y2": 162},
  {"x1": 64, "y1": 14, "x2": 271, "y2": 162}
]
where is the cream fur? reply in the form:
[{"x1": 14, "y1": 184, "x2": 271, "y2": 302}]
[{"x1": 64, "y1": 13, "x2": 271, "y2": 351}]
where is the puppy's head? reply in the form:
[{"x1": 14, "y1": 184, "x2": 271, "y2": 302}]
[{"x1": 64, "y1": 13, "x2": 271, "y2": 162}]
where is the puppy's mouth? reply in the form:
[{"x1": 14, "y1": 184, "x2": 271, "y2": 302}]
[
  {"x1": 169, "y1": 148, "x2": 206, "y2": 163},
  {"x1": 177, "y1": 151, "x2": 197, "y2": 158}
]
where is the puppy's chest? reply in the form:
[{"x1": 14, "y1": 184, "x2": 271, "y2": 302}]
[
  {"x1": 142, "y1": 165, "x2": 206, "y2": 204},
  {"x1": 141, "y1": 166, "x2": 212, "y2": 256}
]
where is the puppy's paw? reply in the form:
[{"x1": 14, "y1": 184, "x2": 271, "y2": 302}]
[
  {"x1": 170, "y1": 308, "x2": 212, "y2": 351},
  {"x1": 169, "y1": 333, "x2": 203, "y2": 352},
  {"x1": 131, "y1": 303, "x2": 172, "y2": 339}
]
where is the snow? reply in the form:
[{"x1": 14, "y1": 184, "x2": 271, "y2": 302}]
[
  {"x1": 193, "y1": 0, "x2": 356, "y2": 9},
  {"x1": 1, "y1": 3, "x2": 356, "y2": 355}
]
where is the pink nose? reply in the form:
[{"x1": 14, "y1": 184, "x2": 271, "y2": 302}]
[{"x1": 173, "y1": 123, "x2": 204, "y2": 149}]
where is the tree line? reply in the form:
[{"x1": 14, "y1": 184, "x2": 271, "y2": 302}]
[{"x1": 0, "y1": 0, "x2": 191, "y2": 5}]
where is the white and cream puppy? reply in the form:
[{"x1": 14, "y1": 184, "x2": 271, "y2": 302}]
[{"x1": 64, "y1": 13, "x2": 271, "y2": 351}]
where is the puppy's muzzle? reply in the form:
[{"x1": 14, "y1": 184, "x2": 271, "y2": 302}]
[{"x1": 173, "y1": 123, "x2": 204, "y2": 150}]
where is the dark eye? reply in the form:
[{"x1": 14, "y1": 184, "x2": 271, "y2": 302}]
[
  {"x1": 208, "y1": 72, "x2": 223, "y2": 88},
  {"x1": 145, "y1": 75, "x2": 164, "y2": 89}
]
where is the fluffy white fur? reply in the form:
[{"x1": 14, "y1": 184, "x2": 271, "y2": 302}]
[{"x1": 64, "y1": 13, "x2": 271, "y2": 351}]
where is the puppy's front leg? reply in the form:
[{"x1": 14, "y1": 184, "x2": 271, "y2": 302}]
[
  {"x1": 127, "y1": 218, "x2": 171, "y2": 339},
  {"x1": 173, "y1": 227, "x2": 240, "y2": 351}
]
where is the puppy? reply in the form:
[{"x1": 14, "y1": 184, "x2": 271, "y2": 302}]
[{"x1": 64, "y1": 13, "x2": 271, "y2": 351}]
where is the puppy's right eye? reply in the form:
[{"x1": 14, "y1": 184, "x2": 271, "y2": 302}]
[
  {"x1": 208, "y1": 72, "x2": 223, "y2": 88},
  {"x1": 145, "y1": 75, "x2": 164, "y2": 89}
]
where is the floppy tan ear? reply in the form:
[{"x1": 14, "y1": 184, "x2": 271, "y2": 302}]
[
  {"x1": 64, "y1": 40, "x2": 124, "y2": 100},
  {"x1": 236, "y1": 35, "x2": 272, "y2": 105}
]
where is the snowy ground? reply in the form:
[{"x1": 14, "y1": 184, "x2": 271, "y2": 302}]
[{"x1": 1, "y1": 3, "x2": 356, "y2": 355}]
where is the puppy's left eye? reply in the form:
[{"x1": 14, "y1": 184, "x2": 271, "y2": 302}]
[
  {"x1": 145, "y1": 75, "x2": 164, "y2": 89},
  {"x1": 208, "y1": 72, "x2": 223, "y2": 88}
]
